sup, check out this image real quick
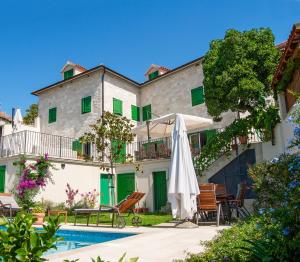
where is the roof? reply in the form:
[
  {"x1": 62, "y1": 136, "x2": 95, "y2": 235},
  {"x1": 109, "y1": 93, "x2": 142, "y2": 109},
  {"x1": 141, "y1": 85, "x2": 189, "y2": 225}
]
[
  {"x1": 31, "y1": 56, "x2": 204, "y2": 96},
  {"x1": 0, "y1": 112, "x2": 12, "y2": 122},
  {"x1": 272, "y1": 23, "x2": 300, "y2": 88},
  {"x1": 144, "y1": 64, "x2": 171, "y2": 76},
  {"x1": 60, "y1": 60, "x2": 87, "y2": 73}
]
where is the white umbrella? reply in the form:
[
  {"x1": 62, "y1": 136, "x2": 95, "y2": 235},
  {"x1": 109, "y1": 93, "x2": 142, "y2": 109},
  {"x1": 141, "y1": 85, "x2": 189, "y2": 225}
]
[
  {"x1": 13, "y1": 109, "x2": 23, "y2": 132},
  {"x1": 168, "y1": 114, "x2": 200, "y2": 220},
  {"x1": 132, "y1": 113, "x2": 213, "y2": 139}
]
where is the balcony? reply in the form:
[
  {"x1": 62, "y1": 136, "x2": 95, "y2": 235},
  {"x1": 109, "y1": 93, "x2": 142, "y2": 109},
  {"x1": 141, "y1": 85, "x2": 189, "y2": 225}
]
[
  {"x1": 0, "y1": 130, "x2": 261, "y2": 163},
  {"x1": 0, "y1": 131, "x2": 83, "y2": 160}
]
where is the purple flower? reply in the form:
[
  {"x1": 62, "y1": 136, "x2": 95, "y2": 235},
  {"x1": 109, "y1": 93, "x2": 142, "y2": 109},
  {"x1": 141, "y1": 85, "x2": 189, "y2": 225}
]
[
  {"x1": 294, "y1": 127, "x2": 300, "y2": 136},
  {"x1": 282, "y1": 228, "x2": 290, "y2": 236},
  {"x1": 45, "y1": 153, "x2": 49, "y2": 160},
  {"x1": 289, "y1": 181, "x2": 300, "y2": 189}
]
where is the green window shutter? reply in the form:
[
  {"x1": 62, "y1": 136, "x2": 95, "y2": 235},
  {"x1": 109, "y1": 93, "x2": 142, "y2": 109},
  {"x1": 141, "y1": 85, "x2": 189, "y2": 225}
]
[
  {"x1": 72, "y1": 140, "x2": 82, "y2": 154},
  {"x1": 112, "y1": 140, "x2": 126, "y2": 163},
  {"x1": 191, "y1": 86, "x2": 205, "y2": 106},
  {"x1": 113, "y1": 98, "x2": 123, "y2": 116},
  {"x1": 82, "y1": 96, "x2": 92, "y2": 114},
  {"x1": 142, "y1": 104, "x2": 152, "y2": 121},
  {"x1": 131, "y1": 105, "x2": 140, "y2": 121},
  {"x1": 149, "y1": 71, "x2": 159, "y2": 80},
  {"x1": 206, "y1": 129, "x2": 217, "y2": 144},
  {"x1": 48, "y1": 107, "x2": 57, "y2": 123},
  {"x1": 64, "y1": 69, "x2": 74, "y2": 80},
  {"x1": 0, "y1": 166, "x2": 6, "y2": 193}
]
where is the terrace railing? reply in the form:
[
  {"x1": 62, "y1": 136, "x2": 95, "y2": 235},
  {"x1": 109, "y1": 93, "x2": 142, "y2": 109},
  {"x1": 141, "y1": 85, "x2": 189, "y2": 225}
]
[
  {"x1": 0, "y1": 129, "x2": 261, "y2": 162},
  {"x1": 0, "y1": 130, "x2": 82, "y2": 160}
]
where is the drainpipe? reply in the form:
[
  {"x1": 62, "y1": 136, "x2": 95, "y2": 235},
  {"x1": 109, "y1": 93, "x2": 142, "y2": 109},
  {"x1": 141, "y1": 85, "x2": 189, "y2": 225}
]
[{"x1": 101, "y1": 67, "x2": 105, "y2": 117}]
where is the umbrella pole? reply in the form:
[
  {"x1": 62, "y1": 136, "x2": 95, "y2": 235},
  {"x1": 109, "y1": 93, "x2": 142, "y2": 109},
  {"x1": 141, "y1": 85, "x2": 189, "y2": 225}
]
[{"x1": 146, "y1": 121, "x2": 151, "y2": 142}]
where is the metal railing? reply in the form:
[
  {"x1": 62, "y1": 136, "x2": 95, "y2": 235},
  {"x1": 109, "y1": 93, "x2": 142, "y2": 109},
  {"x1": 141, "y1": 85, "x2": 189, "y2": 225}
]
[
  {"x1": 0, "y1": 130, "x2": 80, "y2": 160},
  {"x1": 0, "y1": 129, "x2": 262, "y2": 162}
]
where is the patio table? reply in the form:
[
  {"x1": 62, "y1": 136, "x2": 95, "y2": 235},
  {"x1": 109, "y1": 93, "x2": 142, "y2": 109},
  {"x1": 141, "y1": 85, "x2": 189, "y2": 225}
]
[{"x1": 216, "y1": 193, "x2": 234, "y2": 222}]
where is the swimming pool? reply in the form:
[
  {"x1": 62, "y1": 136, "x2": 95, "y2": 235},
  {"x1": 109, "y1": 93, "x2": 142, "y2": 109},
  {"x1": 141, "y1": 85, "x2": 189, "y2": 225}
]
[
  {"x1": 45, "y1": 229, "x2": 135, "y2": 255},
  {"x1": 0, "y1": 226, "x2": 135, "y2": 255}
]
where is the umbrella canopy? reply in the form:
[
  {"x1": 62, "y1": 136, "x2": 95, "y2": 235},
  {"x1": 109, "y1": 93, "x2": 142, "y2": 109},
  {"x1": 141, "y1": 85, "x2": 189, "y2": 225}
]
[
  {"x1": 168, "y1": 114, "x2": 200, "y2": 219},
  {"x1": 132, "y1": 113, "x2": 213, "y2": 138},
  {"x1": 13, "y1": 109, "x2": 23, "y2": 131}
]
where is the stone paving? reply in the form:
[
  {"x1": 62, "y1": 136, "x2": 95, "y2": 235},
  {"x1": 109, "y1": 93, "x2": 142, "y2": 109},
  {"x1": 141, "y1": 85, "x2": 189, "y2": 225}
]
[{"x1": 46, "y1": 222, "x2": 228, "y2": 262}]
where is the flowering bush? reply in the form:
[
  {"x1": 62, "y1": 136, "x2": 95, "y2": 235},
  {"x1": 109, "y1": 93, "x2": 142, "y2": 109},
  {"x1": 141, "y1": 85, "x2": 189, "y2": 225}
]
[
  {"x1": 65, "y1": 183, "x2": 79, "y2": 208},
  {"x1": 80, "y1": 189, "x2": 100, "y2": 208},
  {"x1": 14, "y1": 154, "x2": 54, "y2": 210}
]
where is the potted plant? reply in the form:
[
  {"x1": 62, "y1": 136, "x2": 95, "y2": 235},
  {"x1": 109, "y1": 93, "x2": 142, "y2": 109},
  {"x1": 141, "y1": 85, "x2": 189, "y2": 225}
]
[
  {"x1": 32, "y1": 204, "x2": 46, "y2": 225},
  {"x1": 238, "y1": 135, "x2": 248, "y2": 144}
]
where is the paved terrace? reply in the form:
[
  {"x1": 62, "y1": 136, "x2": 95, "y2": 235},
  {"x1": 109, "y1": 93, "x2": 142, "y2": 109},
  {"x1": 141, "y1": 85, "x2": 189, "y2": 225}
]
[{"x1": 46, "y1": 223, "x2": 228, "y2": 262}]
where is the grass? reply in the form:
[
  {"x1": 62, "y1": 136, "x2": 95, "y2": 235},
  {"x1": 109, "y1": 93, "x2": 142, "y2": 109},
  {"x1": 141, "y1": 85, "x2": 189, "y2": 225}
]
[{"x1": 47, "y1": 213, "x2": 173, "y2": 227}]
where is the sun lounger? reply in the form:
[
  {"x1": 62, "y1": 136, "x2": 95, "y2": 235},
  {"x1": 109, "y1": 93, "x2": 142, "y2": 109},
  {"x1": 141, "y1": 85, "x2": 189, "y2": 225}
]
[
  {"x1": 74, "y1": 191, "x2": 145, "y2": 228},
  {"x1": 0, "y1": 193, "x2": 21, "y2": 218}
]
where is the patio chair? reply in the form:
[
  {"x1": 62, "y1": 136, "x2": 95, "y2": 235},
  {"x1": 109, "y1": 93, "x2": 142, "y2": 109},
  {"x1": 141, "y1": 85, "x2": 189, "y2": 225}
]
[
  {"x1": 74, "y1": 192, "x2": 145, "y2": 228},
  {"x1": 199, "y1": 183, "x2": 215, "y2": 191},
  {"x1": 228, "y1": 183, "x2": 250, "y2": 218},
  {"x1": 195, "y1": 188, "x2": 223, "y2": 227},
  {"x1": 0, "y1": 193, "x2": 21, "y2": 219}
]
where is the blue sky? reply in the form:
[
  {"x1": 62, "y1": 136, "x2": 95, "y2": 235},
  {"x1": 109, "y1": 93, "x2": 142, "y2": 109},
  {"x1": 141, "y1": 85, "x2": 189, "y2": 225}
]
[{"x1": 0, "y1": 0, "x2": 299, "y2": 115}]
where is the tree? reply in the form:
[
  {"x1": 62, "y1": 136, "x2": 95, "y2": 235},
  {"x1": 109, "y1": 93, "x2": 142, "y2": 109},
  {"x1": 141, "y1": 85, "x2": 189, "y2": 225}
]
[
  {"x1": 203, "y1": 28, "x2": 280, "y2": 120},
  {"x1": 23, "y1": 103, "x2": 38, "y2": 125},
  {"x1": 195, "y1": 28, "x2": 281, "y2": 173},
  {"x1": 80, "y1": 111, "x2": 135, "y2": 205}
]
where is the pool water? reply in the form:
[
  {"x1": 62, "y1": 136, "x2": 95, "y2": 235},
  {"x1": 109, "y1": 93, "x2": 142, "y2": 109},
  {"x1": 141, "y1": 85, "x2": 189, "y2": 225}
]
[
  {"x1": 0, "y1": 226, "x2": 135, "y2": 255},
  {"x1": 45, "y1": 229, "x2": 135, "y2": 255}
]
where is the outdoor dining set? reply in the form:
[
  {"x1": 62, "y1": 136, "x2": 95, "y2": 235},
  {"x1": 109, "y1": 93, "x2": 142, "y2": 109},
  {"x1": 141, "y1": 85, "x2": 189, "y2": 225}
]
[{"x1": 195, "y1": 182, "x2": 250, "y2": 226}]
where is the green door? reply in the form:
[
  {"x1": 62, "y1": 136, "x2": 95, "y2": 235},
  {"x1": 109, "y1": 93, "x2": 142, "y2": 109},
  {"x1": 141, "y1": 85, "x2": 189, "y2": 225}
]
[
  {"x1": 100, "y1": 174, "x2": 110, "y2": 205},
  {"x1": 0, "y1": 166, "x2": 6, "y2": 193},
  {"x1": 153, "y1": 171, "x2": 167, "y2": 212},
  {"x1": 117, "y1": 173, "x2": 135, "y2": 203}
]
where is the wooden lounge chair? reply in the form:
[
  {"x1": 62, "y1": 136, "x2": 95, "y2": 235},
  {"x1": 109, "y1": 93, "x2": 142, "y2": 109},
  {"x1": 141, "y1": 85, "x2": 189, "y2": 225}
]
[
  {"x1": 195, "y1": 187, "x2": 223, "y2": 226},
  {"x1": 74, "y1": 191, "x2": 145, "y2": 228},
  {"x1": 0, "y1": 193, "x2": 21, "y2": 218}
]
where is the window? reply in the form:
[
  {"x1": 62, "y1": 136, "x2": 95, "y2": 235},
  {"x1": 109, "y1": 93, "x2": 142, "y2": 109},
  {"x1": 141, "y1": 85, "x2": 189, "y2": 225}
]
[
  {"x1": 83, "y1": 142, "x2": 91, "y2": 157},
  {"x1": 72, "y1": 140, "x2": 82, "y2": 154},
  {"x1": 113, "y1": 98, "x2": 123, "y2": 116},
  {"x1": 142, "y1": 104, "x2": 152, "y2": 121},
  {"x1": 112, "y1": 140, "x2": 126, "y2": 163},
  {"x1": 64, "y1": 69, "x2": 74, "y2": 80},
  {"x1": 149, "y1": 71, "x2": 159, "y2": 80},
  {"x1": 81, "y1": 96, "x2": 91, "y2": 114},
  {"x1": 48, "y1": 107, "x2": 57, "y2": 123},
  {"x1": 191, "y1": 86, "x2": 205, "y2": 106},
  {"x1": 131, "y1": 105, "x2": 140, "y2": 121}
]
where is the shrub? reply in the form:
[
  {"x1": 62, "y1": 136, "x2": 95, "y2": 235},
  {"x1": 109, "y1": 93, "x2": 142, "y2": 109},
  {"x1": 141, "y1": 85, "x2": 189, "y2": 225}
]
[
  {"x1": 0, "y1": 212, "x2": 61, "y2": 261},
  {"x1": 13, "y1": 154, "x2": 54, "y2": 210}
]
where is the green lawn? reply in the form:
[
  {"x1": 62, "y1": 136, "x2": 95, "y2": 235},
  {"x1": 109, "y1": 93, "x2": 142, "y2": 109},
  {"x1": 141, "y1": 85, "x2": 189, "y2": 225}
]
[{"x1": 47, "y1": 213, "x2": 172, "y2": 227}]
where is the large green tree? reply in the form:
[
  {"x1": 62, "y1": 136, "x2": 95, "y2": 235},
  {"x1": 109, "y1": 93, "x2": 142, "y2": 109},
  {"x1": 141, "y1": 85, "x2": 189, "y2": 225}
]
[
  {"x1": 23, "y1": 103, "x2": 38, "y2": 125},
  {"x1": 203, "y1": 28, "x2": 280, "y2": 120},
  {"x1": 196, "y1": 28, "x2": 281, "y2": 173}
]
